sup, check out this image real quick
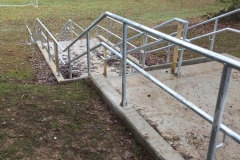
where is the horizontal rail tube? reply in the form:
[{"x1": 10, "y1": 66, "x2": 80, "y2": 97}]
[
  {"x1": 127, "y1": 38, "x2": 167, "y2": 54},
  {"x1": 189, "y1": 28, "x2": 240, "y2": 42},
  {"x1": 97, "y1": 24, "x2": 137, "y2": 49},
  {"x1": 107, "y1": 16, "x2": 158, "y2": 42},
  {"x1": 101, "y1": 41, "x2": 240, "y2": 143},
  {"x1": 146, "y1": 43, "x2": 175, "y2": 54},
  {"x1": 153, "y1": 18, "x2": 188, "y2": 30},
  {"x1": 188, "y1": 8, "x2": 240, "y2": 29},
  {"x1": 73, "y1": 21, "x2": 84, "y2": 32}
]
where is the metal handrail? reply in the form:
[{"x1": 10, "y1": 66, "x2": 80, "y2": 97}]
[
  {"x1": 63, "y1": 12, "x2": 240, "y2": 160},
  {"x1": 107, "y1": 16, "x2": 159, "y2": 42},
  {"x1": 56, "y1": 19, "x2": 85, "y2": 41},
  {"x1": 189, "y1": 28, "x2": 240, "y2": 42},
  {"x1": 28, "y1": 11, "x2": 240, "y2": 159},
  {"x1": 188, "y1": 8, "x2": 240, "y2": 30},
  {"x1": 35, "y1": 18, "x2": 64, "y2": 50},
  {"x1": 100, "y1": 41, "x2": 240, "y2": 144},
  {"x1": 56, "y1": 19, "x2": 72, "y2": 38},
  {"x1": 63, "y1": 12, "x2": 240, "y2": 70}
]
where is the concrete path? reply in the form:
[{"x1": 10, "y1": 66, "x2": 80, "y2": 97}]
[{"x1": 90, "y1": 54, "x2": 240, "y2": 160}]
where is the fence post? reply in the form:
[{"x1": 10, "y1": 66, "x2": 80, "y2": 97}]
[
  {"x1": 207, "y1": 64, "x2": 231, "y2": 160},
  {"x1": 121, "y1": 23, "x2": 127, "y2": 107},
  {"x1": 70, "y1": 20, "x2": 74, "y2": 41},
  {"x1": 171, "y1": 22, "x2": 184, "y2": 74},
  {"x1": 54, "y1": 41, "x2": 60, "y2": 76},
  {"x1": 39, "y1": 28, "x2": 44, "y2": 49}
]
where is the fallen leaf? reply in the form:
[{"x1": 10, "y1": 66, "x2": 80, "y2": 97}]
[{"x1": 123, "y1": 150, "x2": 134, "y2": 160}]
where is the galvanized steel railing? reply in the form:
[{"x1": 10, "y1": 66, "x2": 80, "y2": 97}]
[
  {"x1": 65, "y1": 11, "x2": 240, "y2": 160},
  {"x1": 27, "y1": 11, "x2": 240, "y2": 160},
  {"x1": 95, "y1": 16, "x2": 189, "y2": 75},
  {"x1": 93, "y1": 8, "x2": 240, "y2": 77},
  {"x1": 56, "y1": 19, "x2": 84, "y2": 41},
  {"x1": 187, "y1": 8, "x2": 240, "y2": 51}
]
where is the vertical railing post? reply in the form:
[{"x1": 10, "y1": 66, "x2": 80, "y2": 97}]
[
  {"x1": 177, "y1": 22, "x2": 188, "y2": 77},
  {"x1": 70, "y1": 20, "x2": 74, "y2": 41},
  {"x1": 106, "y1": 17, "x2": 109, "y2": 40},
  {"x1": 166, "y1": 42, "x2": 171, "y2": 63},
  {"x1": 121, "y1": 23, "x2": 128, "y2": 107},
  {"x1": 210, "y1": 19, "x2": 218, "y2": 51},
  {"x1": 39, "y1": 27, "x2": 44, "y2": 49},
  {"x1": 68, "y1": 48, "x2": 72, "y2": 79},
  {"x1": 54, "y1": 41, "x2": 60, "y2": 76},
  {"x1": 46, "y1": 32, "x2": 51, "y2": 61},
  {"x1": 142, "y1": 33, "x2": 148, "y2": 69},
  {"x1": 207, "y1": 64, "x2": 232, "y2": 160},
  {"x1": 27, "y1": 28, "x2": 30, "y2": 44},
  {"x1": 103, "y1": 47, "x2": 107, "y2": 77},
  {"x1": 140, "y1": 34, "x2": 144, "y2": 65},
  {"x1": 86, "y1": 31, "x2": 91, "y2": 76},
  {"x1": 119, "y1": 43, "x2": 123, "y2": 76}
]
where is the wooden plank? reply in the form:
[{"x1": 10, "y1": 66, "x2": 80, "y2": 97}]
[{"x1": 171, "y1": 22, "x2": 184, "y2": 74}]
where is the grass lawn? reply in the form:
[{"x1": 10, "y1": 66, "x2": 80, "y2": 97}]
[{"x1": 1, "y1": 0, "x2": 239, "y2": 159}]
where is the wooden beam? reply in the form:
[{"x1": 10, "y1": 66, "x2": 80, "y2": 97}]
[{"x1": 171, "y1": 22, "x2": 184, "y2": 74}]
